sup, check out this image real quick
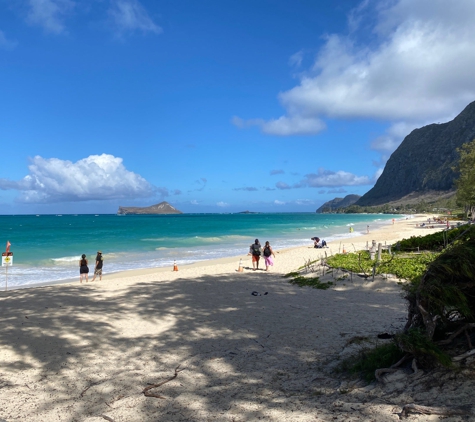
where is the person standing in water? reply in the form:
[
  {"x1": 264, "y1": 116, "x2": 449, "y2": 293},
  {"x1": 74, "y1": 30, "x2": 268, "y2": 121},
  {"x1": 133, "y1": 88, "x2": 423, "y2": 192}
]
[
  {"x1": 263, "y1": 241, "x2": 276, "y2": 272},
  {"x1": 79, "y1": 254, "x2": 89, "y2": 283},
  {"x1": 91, "y1": 251, "x2": 104, "y2": 282}
]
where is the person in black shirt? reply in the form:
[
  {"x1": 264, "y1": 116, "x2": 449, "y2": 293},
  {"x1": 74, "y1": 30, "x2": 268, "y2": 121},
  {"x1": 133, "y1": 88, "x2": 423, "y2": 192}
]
[
  {"x1": 91, "y1": 251, "x2": 104, "y2": 282},
  {"x1": 248, "y1": 239, "x2": 262, "y2": 270},
  {"x1": 79, "y1": 254, "x2": 89, "y2": 283}
]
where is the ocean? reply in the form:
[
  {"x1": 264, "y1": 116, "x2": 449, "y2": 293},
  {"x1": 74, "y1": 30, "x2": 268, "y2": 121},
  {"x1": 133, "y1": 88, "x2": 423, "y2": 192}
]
[{"x1": 0, "y1": 213, "x2": 404, "y2": 288}]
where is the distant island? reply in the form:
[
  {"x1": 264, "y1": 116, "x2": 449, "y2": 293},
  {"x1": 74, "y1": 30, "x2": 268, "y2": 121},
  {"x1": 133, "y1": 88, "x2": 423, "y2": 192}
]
[
  {"x1": 117, "y1": 201, "x2": 183, "y2": 215},
  {"x1": 237, "y1": 210, "x2": 259, "y2": 214}
]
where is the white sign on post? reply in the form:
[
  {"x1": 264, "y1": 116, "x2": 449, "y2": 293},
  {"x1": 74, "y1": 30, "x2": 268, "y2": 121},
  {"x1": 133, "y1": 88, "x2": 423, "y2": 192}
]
[
  {"x1": 2, "y1": 254, "x2": 13, "y2": 266},
  {"x1": 2, "y1": 252, "x2": 13, "y2": 266},
  {"x1": 2, "y1": 250, "x2": 12, "y2": 291}
]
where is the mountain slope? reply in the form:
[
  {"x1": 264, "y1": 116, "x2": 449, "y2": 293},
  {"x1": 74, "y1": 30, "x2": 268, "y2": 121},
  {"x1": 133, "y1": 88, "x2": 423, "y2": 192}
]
[
  {"x1": 316, "y1": 194, "x2": 361, "y2": 213},
  {"x1": 356, "y1": 101, "x2": 475, "y2": 206}
]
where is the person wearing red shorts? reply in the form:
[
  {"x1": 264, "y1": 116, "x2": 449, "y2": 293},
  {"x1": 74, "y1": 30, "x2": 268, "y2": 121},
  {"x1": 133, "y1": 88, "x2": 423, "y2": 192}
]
[{"x1": 248, "y1": 239, "x2": 262, "y2": 271}]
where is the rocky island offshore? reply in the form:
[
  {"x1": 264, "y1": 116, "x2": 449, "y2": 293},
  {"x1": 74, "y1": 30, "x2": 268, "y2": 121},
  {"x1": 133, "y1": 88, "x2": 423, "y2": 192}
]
[{"x1": 117, "y1": 201, "x2": 183, "y2": 215}]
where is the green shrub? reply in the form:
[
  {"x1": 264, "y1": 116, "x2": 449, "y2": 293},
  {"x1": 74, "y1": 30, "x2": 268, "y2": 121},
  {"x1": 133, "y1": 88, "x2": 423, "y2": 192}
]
[
  {"x1": 287, "y1": 275, "x2": 333, "y2": 290},
  {"x1": 338, "y1": 342, "x2": 405, "y2": 382},
  {"x1": 396, "y1": 224, "x2": 475, "y2": 251}
]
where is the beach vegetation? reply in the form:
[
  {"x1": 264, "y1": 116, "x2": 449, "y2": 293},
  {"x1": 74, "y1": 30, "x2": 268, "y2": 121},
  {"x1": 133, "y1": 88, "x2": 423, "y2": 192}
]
[
  {"x1": 326, "y1": 250, "x2": 436, "y2": 282},
  {"x1": 285, "y1": 274, "x2": 334, "y2": 290},
  {"x1": 330, "y1": 226, "x2": 475, "y2": 376},
  {"x1": 337, "y1": 342, "x2": 405, "y2": 383},
  {"x1": 395, "y1": 329, "x2": 452, "y2": 368},
  {"x1": 396, "y1": 224, "x2": 475, "y2": 251}
]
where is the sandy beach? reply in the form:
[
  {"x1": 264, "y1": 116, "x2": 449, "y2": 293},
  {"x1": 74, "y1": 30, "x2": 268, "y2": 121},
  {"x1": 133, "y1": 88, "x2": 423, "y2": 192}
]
[{"x1": 1, "y1": 215, "x2": 474, "y2": 422}]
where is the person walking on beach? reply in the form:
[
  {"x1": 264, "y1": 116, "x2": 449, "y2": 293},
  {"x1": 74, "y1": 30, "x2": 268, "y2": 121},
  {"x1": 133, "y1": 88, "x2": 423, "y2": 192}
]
[
  {"x1": 248, "y1": 239, "x2": 262, "y2": 270},
  {"x1": 263, "y1": 241, "x2": 275, "y2": 272},
  {"x1": 79, "y1": 254, "x2": 89, "y2": 283},
  {"x1": 91, "y1": 251, "x2": 103, "y2": 282}
]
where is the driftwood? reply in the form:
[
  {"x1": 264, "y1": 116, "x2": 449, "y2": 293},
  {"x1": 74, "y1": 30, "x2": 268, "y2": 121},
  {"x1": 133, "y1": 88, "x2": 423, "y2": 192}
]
[
  {"x1": 142, "y1": 365, "x2": 185, "y2": 399},
  {"x1": 452, "y1": 348, "x2": 475, "y2": 362},
  {"x1": 101, "y1": 415, "x2": 115, "y2": 422},
  {"x1": 399, "y1": 403, "x2": 472, "y2": 419}
]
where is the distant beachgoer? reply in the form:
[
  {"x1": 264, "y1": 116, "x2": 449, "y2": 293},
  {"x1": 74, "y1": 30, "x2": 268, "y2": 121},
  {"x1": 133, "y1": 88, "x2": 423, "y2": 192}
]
[
  {"x1": 312, "y1": 237, "x2": 327, "y2": 248},
  {"x1": 91, "y1": 251, "x2": 103, "y2": 282},
  {"x1": 349, "y1": 226, "x2": 354, "y2": 233},
  {"x1": 79, "y1": 254, "x2": 89, "y2": 283},
  {"x1": 263, "y1": 241, "x2": 275, "y2": 272},
  {"x1": 392, "y1": 219, "x2": 395, "y2": 225},
  {"x1": 311, "y1": 237, "x2": 320, "y2": 248},
  {"x1": 367, "y1": 225, "x2": 370, "y2": 234},
  {"x1": 248, "y1": 239, "x2": 262, "y2": 270}
]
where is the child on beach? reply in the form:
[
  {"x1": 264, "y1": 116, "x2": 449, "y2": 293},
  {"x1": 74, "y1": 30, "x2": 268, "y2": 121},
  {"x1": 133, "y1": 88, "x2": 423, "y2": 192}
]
[{"x1": 263, "y1": 241, "x2": 275, "y2": 272}]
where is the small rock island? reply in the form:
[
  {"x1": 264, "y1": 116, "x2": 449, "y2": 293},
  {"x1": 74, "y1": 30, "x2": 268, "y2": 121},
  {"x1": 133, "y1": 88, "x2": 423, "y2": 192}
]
[{"x1": 117, "y1": 201, "x2": 183, "y2": 215}]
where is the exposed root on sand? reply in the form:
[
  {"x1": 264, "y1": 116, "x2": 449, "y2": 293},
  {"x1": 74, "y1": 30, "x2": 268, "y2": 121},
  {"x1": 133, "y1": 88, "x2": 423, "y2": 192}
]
[
  {"x1": 142, "y1": 365, "x2": 185, "y2": 399},
  {"x1": 398, "y1": 403, "x2": 473, "y2": 419}
]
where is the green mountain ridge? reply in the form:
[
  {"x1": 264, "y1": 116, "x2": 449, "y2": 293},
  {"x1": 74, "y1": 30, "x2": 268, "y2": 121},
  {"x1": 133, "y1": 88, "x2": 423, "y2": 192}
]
[
  {"x1": 316, "y1": 194, "x2": 361, "y2": 213},
  {"x1": 355, "y1": 100, "x2": 475, "y2": 206}
]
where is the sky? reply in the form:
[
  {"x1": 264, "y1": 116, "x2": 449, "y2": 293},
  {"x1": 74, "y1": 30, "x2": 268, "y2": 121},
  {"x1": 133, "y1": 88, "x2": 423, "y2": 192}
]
[{"x1": 1, "y1": 0, "x2": 475, "y2": 214}]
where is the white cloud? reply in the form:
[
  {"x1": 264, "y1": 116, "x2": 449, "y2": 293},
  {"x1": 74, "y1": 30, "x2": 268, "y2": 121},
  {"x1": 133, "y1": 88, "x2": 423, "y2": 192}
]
[
  {"x1": 289, "y1": 50, "x2": 303, "y2": 67},
  {"x1": 295, "y1": 199, "x2": 314, "y2": 205},
  {"x1": 216, "y1": 201, "x2": 229, "y2": 207},
  {"x1": 274, "y1": 200, "x2": 285, "y2": 205},
  {"x1": 270, "y1": 169, "x2": 285, "y2": 175},
  {"x1": 0, "y1": 154, "x2": 155, "y2": 203},
  {"x1": 299, "y1": 168, "x2": 371, "y2": 188},
  {"x1": 0, "y1": 30, "x2": 18, "y2": 50},
  {"x1": 276, "y1": 181, "x2": 291, "y2": 190},
  {"x1": 232, "y1": 115, "x2": 325, "y2": 136},
  {"x1": 26, "y1": 0, "x2": 75, "y2": 34},
  {"x1": 190, "y1": 200, "x2": 199, "y2": 205},
  {"x1": 109, "y1": 0, "x2": 162, "y2": 35},
  {"x1": 241, "y1": 0, "x2": 475, "y2": 146},
  {"x1": 280, "y1": 0, "x2": 475, "y2": 124},
  {"x1": 370, "y1": 121, "x2": 419, "y2": 153}
]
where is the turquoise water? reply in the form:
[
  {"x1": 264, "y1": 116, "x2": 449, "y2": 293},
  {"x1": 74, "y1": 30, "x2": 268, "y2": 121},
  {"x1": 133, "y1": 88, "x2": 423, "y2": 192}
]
[{"x1": 0, "y1": 213, "x2": 402, "y2": 288}]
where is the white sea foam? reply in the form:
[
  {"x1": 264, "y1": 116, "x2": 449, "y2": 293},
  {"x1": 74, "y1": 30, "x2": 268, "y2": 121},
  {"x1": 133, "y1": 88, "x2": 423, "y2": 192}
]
[{"x1": 52, "y1": 256, "x2": 81, "y2": 263}]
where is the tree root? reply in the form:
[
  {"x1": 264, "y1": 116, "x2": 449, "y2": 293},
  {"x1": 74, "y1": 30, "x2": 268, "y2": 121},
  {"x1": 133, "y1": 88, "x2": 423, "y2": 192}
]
[
  {"x1": 142, "y1": 365, "x2": 185, "y2": 399},
  {"x1": 399, "y1": 403, "x2": 472, "y2": 419},
  {"x1": 375, "y1": 368, "x2": 398, "y2": 383},
  {"x1": 80, "y1": 381, "x2": 102, "y2": 398},
  {"x1": 375, "y1": 354, "x2": 412, "y2": 383},
  {"x1": 452, "y1": 348, "x2": 475, "y2": 362},
  {"x1": 437, "y1": 323, "x2": 475, "y2": 346}
]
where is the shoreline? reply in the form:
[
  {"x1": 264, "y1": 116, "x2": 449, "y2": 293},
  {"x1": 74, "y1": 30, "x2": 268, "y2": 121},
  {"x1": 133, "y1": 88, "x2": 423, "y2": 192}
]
[
  {"x1": 2, "y1": 213, "x2": 470, "y2": 422},
  {"x1": 3, "y1": 213, "x2": 445, "y2": 292}
]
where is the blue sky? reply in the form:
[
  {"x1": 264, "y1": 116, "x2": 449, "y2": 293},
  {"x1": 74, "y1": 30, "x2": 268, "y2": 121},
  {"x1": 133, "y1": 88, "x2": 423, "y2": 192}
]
[{"x1": 1, "y1": 0, "x2": 475, "y2": 214}]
